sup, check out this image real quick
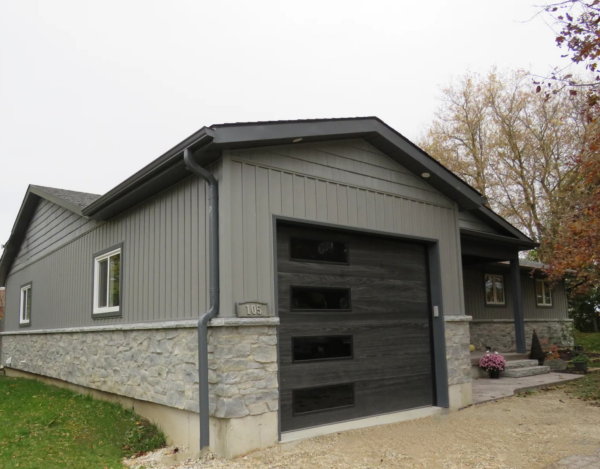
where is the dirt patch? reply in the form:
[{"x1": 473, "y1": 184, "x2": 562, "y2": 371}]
[{"x1": 124, "y1": 387, "x2": 600, "y2": 469}]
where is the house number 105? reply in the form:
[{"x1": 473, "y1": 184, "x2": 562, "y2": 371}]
[
  {"x1": 236, "y1": 302, "x2": 271, "y2": 318},
  {"x1": 245, "y1": 304, "x2": 263, "y2": 316}
]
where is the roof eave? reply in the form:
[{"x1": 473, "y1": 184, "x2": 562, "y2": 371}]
[
  {"x1": 460, "y1": 228, "x2": 539, "y2": 250},
  {"x1": 82, "y1": 128, "x2": 215, "y2": 219},
  {"x1": 0, "y1": 187, "x2": 42, "y2": 285}
]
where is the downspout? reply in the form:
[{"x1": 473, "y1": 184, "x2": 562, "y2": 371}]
[{"x1": 183, "y1": 142, "x2": 219, "y2": 452}]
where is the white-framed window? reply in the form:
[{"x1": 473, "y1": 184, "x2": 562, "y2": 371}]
[
  {"x1": 484, "y1": 274, "x2": 505, "y2": 305},
  {"x1": 536, "y1": 279, "x2": 552, "y2": 306},
  {"x1": 93, "y1": 247, "x2": 121, "y2": 315},
  {"x1": 19, "y1": 283, "x2": 32, "y2": 326}
]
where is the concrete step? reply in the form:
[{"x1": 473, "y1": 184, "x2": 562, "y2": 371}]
[
  {"x1": 470, "y1": 352, "x2": 528, "y2": 366},
  {"x1": 501, "y1": 366, "x2": 550, "y2": 378},
  {"x1": 504, "y1": 359, "x2": 540, "y2": 370}
]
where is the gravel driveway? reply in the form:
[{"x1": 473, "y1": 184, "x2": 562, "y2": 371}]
[{"x1": 124, "y1": 386, "x2": 600, "y2": 469}]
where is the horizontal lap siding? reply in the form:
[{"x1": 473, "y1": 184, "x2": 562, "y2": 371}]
[
  {"x1": 221, "y1": 139, "x2": 464, "y2": 318},
  {"x1": 463, "y1": 268, "x2": 569, "y2": 320},
  {"x1": 4, "y1": 173, "x2": 213, "y2": 331}
]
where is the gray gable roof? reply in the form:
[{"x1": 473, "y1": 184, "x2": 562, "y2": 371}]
[
  {"x1": 31, "y1": 185, "x2": 101, "y2": 211},
  {"x1": 0, "y1": 185, "x2": 100, "y2": 285},
  {"x1": 1, "y1": 117, "x2": 536, "y2": 285},
  {"x1": 83, "y1": 117, "x2": 487, "y2": 219}
]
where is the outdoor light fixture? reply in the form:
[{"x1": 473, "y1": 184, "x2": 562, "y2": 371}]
[
  {"x1": 421, "y1": 172, "x2": 430, "y2": 178},
  {"x1": 293, "y1": 137, "x2": 303, "y2": 143}
]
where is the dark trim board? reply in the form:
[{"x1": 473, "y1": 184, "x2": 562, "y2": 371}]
[{"x1": 272, "y1": 216, "x2": 449, "y2": 437}]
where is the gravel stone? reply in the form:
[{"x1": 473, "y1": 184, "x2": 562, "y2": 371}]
[{"x1": 124, "y1": 388, "x2": 600, "y2": 469}]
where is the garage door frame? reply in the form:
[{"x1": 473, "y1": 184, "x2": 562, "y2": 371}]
[{"x1": 272, "y1": 216, "x2": 451, "y2": 440}]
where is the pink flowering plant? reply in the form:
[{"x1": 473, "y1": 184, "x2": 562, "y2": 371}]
[{"x1": 479, "y1": 351, "x2": 506, "y2": 372}]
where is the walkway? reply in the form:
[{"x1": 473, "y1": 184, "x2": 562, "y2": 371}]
[{"x1": 472, "y1": 371, "x2": 584, "y2": 404}]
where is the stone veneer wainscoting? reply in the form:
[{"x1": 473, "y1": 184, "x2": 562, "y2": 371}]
[
  {"x1": 1, "y1": 315, "x2": 476, "y2": 456},
  {"x1": 444, "y1": 316, "x2": 473, "y2": 410},
  {"x1": 0, "y1": 318, "x2": 279, "y2": 458},
  {"x1": 469, "y1": 319, "x2": 574, "y2": 352}
]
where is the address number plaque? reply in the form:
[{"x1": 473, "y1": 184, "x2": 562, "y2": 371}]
[{"x1": 236, "y1": 301, "x2": 272, "y2": 318}]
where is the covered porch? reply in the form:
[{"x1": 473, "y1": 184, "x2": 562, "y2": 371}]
[
  {"x1": 460, "y1": 229, "x2": 537, "y2": 354},
  {"x1": 460, "y1": 226, "x2": 575, "y2": 384}
]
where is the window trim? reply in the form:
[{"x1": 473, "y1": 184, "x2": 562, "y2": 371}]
[
  {"x1": 19, "y1": 282, "x2": 32, "y2": 327},
  {"x1": 484, "y1": 273, "x2": 506, "y2": 306},
  {"x1": 535, "y1": 279, "x2": 553, "y2": 307},
  {"x1": 92, "y1": 243, "x2": 123, "y2": 318}
]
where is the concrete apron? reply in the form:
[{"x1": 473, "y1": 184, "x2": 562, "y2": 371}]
[
  {"x1": 472, "y1": 372, "x2": 584, "y2": 405},
  {"x1": 280, "y1": 406, "x2": 442, "y2": 444}
]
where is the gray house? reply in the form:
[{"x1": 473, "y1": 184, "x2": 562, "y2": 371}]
[{"x1": 0, "y1": 118, "x2": 572, "y2": 457}]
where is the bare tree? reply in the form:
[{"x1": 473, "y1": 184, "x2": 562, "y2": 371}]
[{"x1": 420, "y1": 69, "x2": 588, "y2": 260}]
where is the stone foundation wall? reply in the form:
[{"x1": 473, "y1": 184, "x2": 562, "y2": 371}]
[
  {"x1": 208, "y1": 326, "x2": 278, "y2": 419},
  {"x1": 469, "y1": 320, "x2": 574, "y2": 352},
  {"x1": 0, "y1": 323, "x2": 279, "y2": 422},
  {"x1": 444, "y1": 318, "x2": 472, "y2": 386}
]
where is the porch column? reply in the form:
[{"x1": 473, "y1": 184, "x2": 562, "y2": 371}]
[{"x1": 510, "y1": 257, "x2": 526, "y2": 353}]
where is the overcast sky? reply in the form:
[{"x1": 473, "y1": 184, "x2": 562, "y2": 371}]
[{"x1": 0, "y1": 1, "x2": 572, "y2": 252}]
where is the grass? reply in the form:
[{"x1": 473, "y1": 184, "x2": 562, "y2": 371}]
[
  {"x1": 564, "y1": 371, "x2": 600, "y2": 404},
  {"x1": 573, "y1": 330, "x2": 600, "y2": 353},
  {"x1": 0, "y1": 376, "x2": 166, "y2": 469}
]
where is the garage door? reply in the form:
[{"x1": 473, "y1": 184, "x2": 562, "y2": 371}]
[{"x1": 277, "y1": 223, "x2": 435, "y2": 432}]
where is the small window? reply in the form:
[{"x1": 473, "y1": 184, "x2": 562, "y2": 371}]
[
  {"x1": 290, "y1": 238, "x2": 348, "y2": 264},
  {"x1": 93, "y1": 246, "x2": 122, "y2": 316},
  {"x1": 19, "y1": 283, "x2": 32, "y2": 326},
  {"x1": 536, "y1": 280, "x2": 552, "y2": 306},
  {"x1": 291, "y1": 286, "x2": 351, "y2": 311},
  {"x1": 293, "y1": 336, "x2": 353, "y2": 362},
  {"x1": 485, "y1": 274, "x2": 505, "y2": 305},
  {"x1": 293, "y1": 383, "x2": 355, "y2": 415}
]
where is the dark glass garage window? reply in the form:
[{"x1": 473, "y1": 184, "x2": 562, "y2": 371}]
[
  {"x1": 293, "y1": 336, "x2": 353, "y2": 362},
  {"x1": 290, "y1": 238, "x2": 348, "y2": 264},
  {"x1": 293, "y1": 383, "x2": 355, "y2": 415},
  {"x1": 291, "y1": 286, "x2": 351, "y2": 311}
]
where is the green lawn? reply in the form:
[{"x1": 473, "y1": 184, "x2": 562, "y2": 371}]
[
  {"x1": 573, "y1": 330, "x2": 600, "y2": 353},
  {"x1": 0, "y1": 376, "x2": 165, "y2": 469},
  {"x1": 564, "y1": 371, "x2": 600, "y2": 403}
]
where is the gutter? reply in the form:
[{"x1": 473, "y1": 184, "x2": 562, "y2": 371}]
[{"x1": 183, "y1": 140, "x2": 219, "y2": 452}]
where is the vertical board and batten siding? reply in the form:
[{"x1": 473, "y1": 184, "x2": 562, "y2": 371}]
[
  {"x1": 219, "y1": 138, "x2": 465, "y2": 318},
  {"x1": 458, "y1": 211, "x2": 499, "y2": 234},
  {"x1": 463, "y1": 267, "x2": 569, "y2": 320},
  {"x1": 12, "y1": 198, "x2": 102, "y2": 271},
  {"x1": 4, "y1": 171, "x2": 215, "y2": 331}
]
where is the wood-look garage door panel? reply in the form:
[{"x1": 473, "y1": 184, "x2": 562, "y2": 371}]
[
  {"x1": 279, "y1": 374, "x2": 434, "y2": 431},
  {"x1": 277, "y1": 224, "x2": 434, "y2": 432},
  {"x1": 278, "y1": 283, "x2": 429, "y2": 317},
  {"x1": 277, "y1": 260, "x2": 429, "y2": 281},
  {"x1": 280, "y1": 361, "x2": 434, "y2": 388}
]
